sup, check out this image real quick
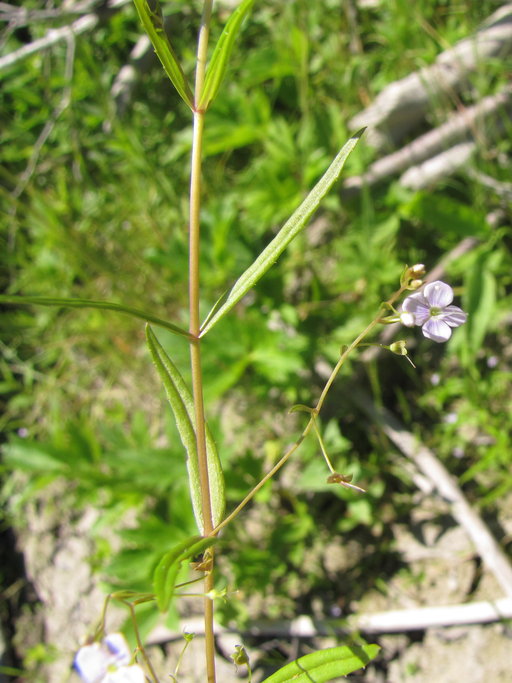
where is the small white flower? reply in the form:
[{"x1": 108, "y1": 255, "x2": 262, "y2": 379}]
[
  {"x1": 74, "y1": 633, "x2": 145, "y2": 683},
  {"x1": 400, "y1": 280, "x2": 467, "y2": 343}
]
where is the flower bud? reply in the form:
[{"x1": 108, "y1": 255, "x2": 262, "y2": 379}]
[
  {"x1": 410, "y1": 263, "x2": 425, "y2": 278},
  {"x1": 401, "y1": 264, "x2": 426, "y2": 289},
  {"x1": 399, "y1": 312, "x2": 415, "y2": 327},
  {"x1": 206, "y1": 587, "x2": 228, "y2": 601},
  {"x1": 231, "y1": 645, "x2": 250, "y2": 668},
  {"x1": 389, "y1": 340, "x2": 408, "y2": 356}
]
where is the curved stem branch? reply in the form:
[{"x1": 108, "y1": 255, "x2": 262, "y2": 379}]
[{"x1": 211, "y1": 284, "x2": 408, "y2": 536}]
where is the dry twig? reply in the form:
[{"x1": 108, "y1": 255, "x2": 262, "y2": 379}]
[
  {"x1": 353, "y1": 392, "x2": 512, "y2": 598},
  {"x1": 349, "y1": 4, "x2": 512, "y2": 148},
  {"x1": 342, "y1": 86, "x2": 512, "y2": 197},
  {"x1": 0, "y1": 0, "x2": 130, "y2": 71},
  {"x1": 145, "y1": 596, "x2": 512, "y2": 643}
]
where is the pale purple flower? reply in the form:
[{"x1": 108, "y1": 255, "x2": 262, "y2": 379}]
[
  {"x1": 400, "y1": 280, "x2": 467, "y2": 343},
  {"x1": 74, "y1": 633, "x2": 145, "y2": 683}
]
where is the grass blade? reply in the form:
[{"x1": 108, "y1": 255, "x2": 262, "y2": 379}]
[
  {"x1": 0, "y1": 294, "x2": 192, "y2": 339},
  {"x1": 200, "y1": 130, "x2": 364, "y2": 336},
  {"x1": 133, "y1": 0, "x2": 194, "y2": 108},
  {"x1": 198, "y1": 0, "x2": 255, "y2": 111},
  {"x1": 146, "y1": 326, "x2": 225, "y2": 533},
  {"x1": 260, "y1": 644, "x2": 380, "y2": 683}
]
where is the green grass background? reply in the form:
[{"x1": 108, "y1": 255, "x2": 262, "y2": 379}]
[{"x1": 1, "y1": 0, "x2": 512, "y2": 674}]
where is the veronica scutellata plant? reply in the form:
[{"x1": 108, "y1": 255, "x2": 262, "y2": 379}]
[{"x1": 0, "y1": 0, "x2": 470, "y2": 677}]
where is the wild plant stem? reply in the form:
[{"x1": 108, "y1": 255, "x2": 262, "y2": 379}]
[
  {"x1": 211, "y1": 285, "x2": 408, "y2": 536},
  {"x1": 124, "y1": 600, "x2": 160, "y2": 683},
  {"x1": 189, "y1": 2, "x2": 215, "y2": 682},
  {"x1": 189, "y1": 110, "x2": 212, "y2": 536}
]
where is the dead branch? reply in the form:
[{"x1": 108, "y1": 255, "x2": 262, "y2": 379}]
[
  {"x1": 0, "y1": 0, "x2": 104, "y2": 25},
  {"x1": 146, "y1": 596, "x2": 512, "y2": 644},
  {"x1": 353, "y1": 392, "x2": 512, "y2": 598},
  {"x1": 352, "y1": 597, "x2": 512, "y2": 633},
  {"x1": 349, "y1": 3, "x2": 512, "y2": 149},
  {"x1": 399, "y1": 141, "x2": 475, "y2": 190},
  {"x1": 342, "y1": 86, "x2": 512, "y2": 198},
  {"x1": 111, "y1": 34, "x2": 153, "y2": 116},
  {"x1": 0, "y1": 14, "x2": 97, "y2": 70},
  {"x1": 0, "y1": 0, "x2": 130, "y2": 72},
  {"x1": 466, "y1": 167, "x2": 512, "y2": 201}
]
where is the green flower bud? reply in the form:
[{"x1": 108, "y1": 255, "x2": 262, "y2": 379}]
[{"x1": 389, "y1": 340, "x2": 408, "y2": 356}]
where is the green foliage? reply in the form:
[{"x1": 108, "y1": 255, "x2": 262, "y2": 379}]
[
  {"x1": 146, "y1": 325, "x2": 225, "y2": 531},
  {"x1": 1, "y1": 412, "x2": 200, "y2": 611},
  {"x1": 153, "y1": 535, "x2": 217, "y2": 612},
  {"x1": 1, "y1": 413, "x2": 193, "y2": 516},
  {"x1": 199, "y1": 0, "x2": 255, "y2": 111},
  {"x1": 261, "y1": 644, "x2": 380, "y2": 682},
  {"x1": 0, "y1": 295, "x2": 191, "y2": 338},
  {"x1": 200, "y1": 130, "x2": 364, "y2": 335},
  {"x1": 132, "y1": 0, "x2": 193, "y2": 107},
  {"x1": 460, "y1": 250, "x2": 499, "y2": 364}
]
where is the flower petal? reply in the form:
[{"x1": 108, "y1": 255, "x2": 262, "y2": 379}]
[
  {"x1": 423, "y1": 281, "x2": 453, "y2": 308},
  {"x1": 104, "y1": 634, "x2": 131, "y2": 668},
  {"x1": 440, "y1": 305, "x2": 467, "y2": 328},
  {"x1": 401, "y1": 292, "x2": 430, "y2": 326},
  {"x1": 74, "y1": 644, "x2": 108, "y2": 683},
  {"x1": 75, "y1": 634, "x2": 134, "y2": 683},
  {"x1": 103, "y1": 665, "x2": 146, "y2": 683},
  {"x1": 400, "y1": 311, "x2": 416, "y2": 327},
  {"x1": 422, "y1": 318, "x2": 452, "y2": 343}
]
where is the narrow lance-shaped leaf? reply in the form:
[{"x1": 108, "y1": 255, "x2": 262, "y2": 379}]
[
  {"x1": 200, "y1": 130, "x2": 364, "y2": 336},
  {"x1": 198, "y1": 0, "x2": 255, "y2": 111},
  {"x1": 463, "y1": 251, "x2": 496, "y2": 357},
  {"x1": 133, "y1": 0, "x2": 194, "y2": 108},
  {"x1": 146, "y1": 326, "x2": 225, "y2": 533},
  {"x1": 153, "y1": 535, "x2": 217, "y2": 612},
  {"x1": 0, "y1": 294, "x2": 192, "y2": 339},
  {"x1": 260, "y1": 644, "x2": 380, "y2": 683}
]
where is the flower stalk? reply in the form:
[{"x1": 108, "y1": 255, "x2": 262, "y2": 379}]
[{"x1": 212, "y1": 282, "x2": 410, "y2": 536}]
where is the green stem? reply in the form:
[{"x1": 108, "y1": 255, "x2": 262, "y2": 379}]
[
  {"x1": 124, "y1": 600, "x2": 160, "y2": 683},
  {"x1": 211, "y1": 284, "x2": 408, "y2": 536},
  {"x1": 312, "y1": 417, "x2": 335, "y2": 473},
  {"x1": 189, "y1": 2, "x2": 215, "y2": 682},
  {"x1": 189, "y1": 109, "x2": 212, "y2": 534}
]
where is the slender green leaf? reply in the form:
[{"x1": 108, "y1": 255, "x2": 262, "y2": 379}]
[
  {"x1": 199, "y1": 288, "x2": 229, "y2": 332},
  {"x1": 260, "y1": 644, "x2": 380, "y2": 683},
  {"x1": 153, "y1": 536, "x2": 217, "y2": 612},
  {"x1": 200, "y1": 130, "x2": 364, "y2": 336},
  {"x1": 198, "y1": 0, "x2": 255, "y2": 111},
  {"x1": 146, "y1": 326, "x2": 225, "y2": 533},
  {"x1": 463, "y1": 251, "x2": 497, "y2": 357},
  {"x1": 133, "y1": 0, "x2": 194, "y2": 108},
  {"x1": 0, "y1": 295, "x2": 192, "y2": 339}
]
